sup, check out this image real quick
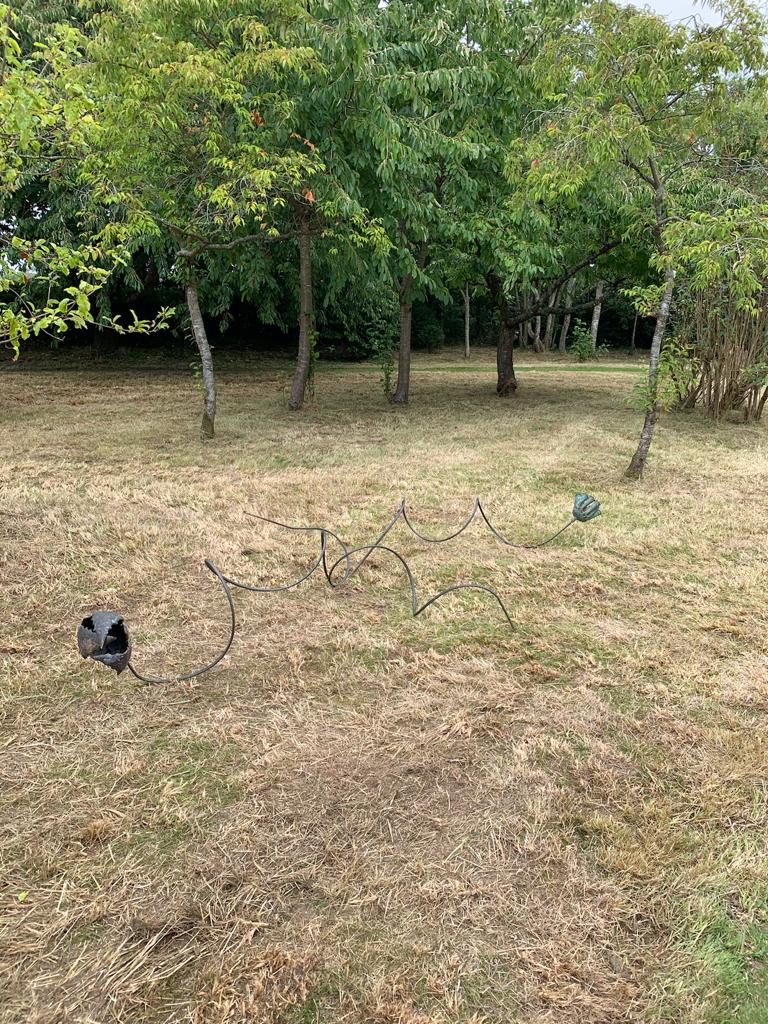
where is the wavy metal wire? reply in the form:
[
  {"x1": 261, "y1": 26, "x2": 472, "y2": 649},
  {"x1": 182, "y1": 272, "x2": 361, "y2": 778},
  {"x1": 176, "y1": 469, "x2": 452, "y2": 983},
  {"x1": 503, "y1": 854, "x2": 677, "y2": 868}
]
[{"x1": 122, "y1": 494, "x2": 600, "y2": 687}]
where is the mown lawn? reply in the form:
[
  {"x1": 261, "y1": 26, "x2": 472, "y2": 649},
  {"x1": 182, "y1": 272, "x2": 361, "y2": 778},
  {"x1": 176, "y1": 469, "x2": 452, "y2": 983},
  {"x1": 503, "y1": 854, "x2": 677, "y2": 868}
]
[{"x1": 1, "y1": 349, "x2": 767, "y2": 1023}]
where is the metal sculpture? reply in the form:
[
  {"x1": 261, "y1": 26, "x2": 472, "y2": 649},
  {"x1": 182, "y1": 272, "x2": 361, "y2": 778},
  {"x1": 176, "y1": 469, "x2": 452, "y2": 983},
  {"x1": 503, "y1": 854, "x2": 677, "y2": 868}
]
[
  {"x1": 76, "y1": 493, "x2": 601, "y2": 685},
  {"x1": 76, "y1": 611, "x2": 132, "y2": 674}
]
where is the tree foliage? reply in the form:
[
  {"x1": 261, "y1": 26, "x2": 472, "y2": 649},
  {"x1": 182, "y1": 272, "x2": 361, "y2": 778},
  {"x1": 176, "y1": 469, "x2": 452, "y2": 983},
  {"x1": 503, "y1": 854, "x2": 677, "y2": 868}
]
[
  {"x1": 0, "y1": 3, "x2": 167, "y2": 354},
  {"x1": 3, "y1": 0, "x2": 768, "y2": 469}
]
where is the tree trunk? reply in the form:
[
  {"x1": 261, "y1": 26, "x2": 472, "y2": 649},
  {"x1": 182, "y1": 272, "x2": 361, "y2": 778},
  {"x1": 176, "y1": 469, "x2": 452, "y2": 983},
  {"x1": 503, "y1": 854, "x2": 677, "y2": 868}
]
[
  {"x1": 625, "y1": 266, "x2": 676, "y2": 479},
  {"x1": 186, "y1": 280, "x2": 216, "y2": 439},
  {"x1": 590, "y1": 280, "x2": 604, "y2": 347},
  {"x1": 464, "y1": 281, "x2": 470, "y2": 359},
  {"x1": 543, "y1": 288, "x2": 559, "y2": 350},
  {"x1": 485, "y1": 275, "x2": 517, "y2": 394},
  {"x1": 630, "y1": 311, "x2": 638, "y2": 351},
  {"x1": 559, "y1": 276, "x2": 576, "y2": 353},
  {"x1": 532, "y1": 291, "x2": 543, "y2": 351},
  {"x1": 288, "y1": 209, "x2": 314, "y2": 411},
  {"x1": 497, "y1": 317, "x2": 517, "y2": 395},
  {"x1": 625, "y1": 156, "x2": 677, "y2": 480},
  {"x1": 393, "y1": 240, "x2": 427, "y2": 405},
  {"x1": 392, "y1": 283, "x2": 414, "y2": 405},
  {"x1": 489, "y1": 280, "x2": 517, "y2": 396}
]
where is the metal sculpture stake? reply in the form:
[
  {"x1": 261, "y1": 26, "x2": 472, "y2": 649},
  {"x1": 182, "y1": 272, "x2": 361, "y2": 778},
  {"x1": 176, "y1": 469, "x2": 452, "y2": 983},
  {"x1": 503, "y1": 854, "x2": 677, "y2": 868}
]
[{"x1": 76, "y1": 493, "x2": 601, "y2": 685}]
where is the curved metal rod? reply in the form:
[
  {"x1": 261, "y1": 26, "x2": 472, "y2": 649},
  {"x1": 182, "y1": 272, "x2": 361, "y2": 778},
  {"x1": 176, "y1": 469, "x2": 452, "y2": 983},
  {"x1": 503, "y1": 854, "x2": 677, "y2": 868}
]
[
  {"x1": 263, "y1": 496, "x2": 578, "y2": 591},
  {"x1": 401, "y1": 498, "x2": 576, "y2": 548},
  {"x1": 127, "y1": 560, "x2": 236, "y2": 686},
  {"x1": 219, "y1": 513, "x2": 353, "y2": 592},
  {"x1": 325, "y1": 541, "x2": 516, "y2": 630},
  {"x1": 340, "y1": 501, "x2": 406, "y2": 578}
]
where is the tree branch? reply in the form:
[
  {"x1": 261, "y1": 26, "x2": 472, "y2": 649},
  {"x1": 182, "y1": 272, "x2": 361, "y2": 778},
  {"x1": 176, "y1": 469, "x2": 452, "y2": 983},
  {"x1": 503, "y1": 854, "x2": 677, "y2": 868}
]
[
  {"x1": 177, "y1": 230, "x2": 301, "y2": 258},
  {"x1": 623, "y1": 154, "x2": 656, "y2": 188}
]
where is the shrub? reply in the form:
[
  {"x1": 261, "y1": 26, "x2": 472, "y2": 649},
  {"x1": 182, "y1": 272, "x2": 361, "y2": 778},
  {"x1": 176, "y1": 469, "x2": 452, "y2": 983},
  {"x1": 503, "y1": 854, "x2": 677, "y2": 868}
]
[{"x1": 569, "y1": 321, "x2": 608, "y2": 362}]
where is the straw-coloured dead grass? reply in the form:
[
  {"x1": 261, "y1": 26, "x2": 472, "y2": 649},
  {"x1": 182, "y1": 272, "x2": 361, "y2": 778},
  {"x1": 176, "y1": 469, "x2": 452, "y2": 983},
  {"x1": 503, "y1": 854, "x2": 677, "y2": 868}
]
[{"x1": 1, "y1": 350, "x2": 767, "y2": 1023}]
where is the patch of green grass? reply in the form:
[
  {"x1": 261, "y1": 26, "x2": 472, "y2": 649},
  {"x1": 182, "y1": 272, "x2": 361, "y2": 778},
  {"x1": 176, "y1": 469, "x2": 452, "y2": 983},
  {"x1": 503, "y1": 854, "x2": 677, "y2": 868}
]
[
  {"x1": 395, "y1": 596, "x2": 517, "y2": 656},
  {"x1": 123, "y1": 819, "x2": 194, "y2": 865},
  {"x1": 316, "y1": 361, "x2": 645, "y2": 376},
  {"x1": 287, "y1": 995, "x2": 322, "y2": 1022},
  {"x1": 530, "y1": 736, "x2": 593, "y2": 779},
  {"x1": 355, "y1": 645, "x2": 395, "y2": 671},
  {"x1": 159, "y1": 739, "x2": 243, "y2": 808},
  {"x1": 686, "y1": 893, "x2": 768, "y2": 1023}
]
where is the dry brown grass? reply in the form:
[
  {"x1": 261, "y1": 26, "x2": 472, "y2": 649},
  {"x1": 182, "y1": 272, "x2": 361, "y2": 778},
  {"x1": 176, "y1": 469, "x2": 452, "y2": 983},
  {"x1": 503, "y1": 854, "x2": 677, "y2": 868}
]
[{"x1": 1, "y1": 349, "x2": 767, "y2": 1024}]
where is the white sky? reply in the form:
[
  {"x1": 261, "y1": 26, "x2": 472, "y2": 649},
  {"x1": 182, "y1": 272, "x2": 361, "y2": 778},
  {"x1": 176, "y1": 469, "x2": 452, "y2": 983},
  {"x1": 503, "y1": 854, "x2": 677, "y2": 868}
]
[
  {"x1": 640, "y1": 0, "x2": 717, "y2": 22},
  {"x1": 641, "y1": 0, "x2": 767, "y2": 22}
]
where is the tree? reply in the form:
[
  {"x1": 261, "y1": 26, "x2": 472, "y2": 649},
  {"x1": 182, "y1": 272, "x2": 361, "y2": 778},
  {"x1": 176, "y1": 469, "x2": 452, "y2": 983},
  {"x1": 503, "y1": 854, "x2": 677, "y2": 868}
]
[
  {"x1": 660, "y1": 78, "x2": 768, "y2": 422},
  {"x1": 0, "y1": 4, "x2": 161, "y2": 354},
  {"x1": 82, "y1": 0, "x2": 322, "y2": 435},
  {"x1": 522, "y1": 0, "x2": 767, "y2": 477},
  {"x1": 355, "y1": 0, "x2": 492, "y2": 406},
  {"x1": 274, "y1": 2, "x2": 389, "y2": 410},
  {"x1": 463, "y1": 281, "x2": 470, "y2": 359},
  {"x1": 451, "y1": 0, "x2": 630, "y2": 397}
]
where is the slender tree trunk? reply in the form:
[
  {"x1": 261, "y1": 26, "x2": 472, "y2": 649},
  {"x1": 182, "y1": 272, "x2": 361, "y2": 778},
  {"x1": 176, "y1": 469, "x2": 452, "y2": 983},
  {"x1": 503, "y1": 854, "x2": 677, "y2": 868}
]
[
  {"x1": 625, "y1": 266, "x2": 676, "y2": 479},
  {"x1": 543, "y1": 316, "x2": 555, "y2": 351},
  {"x1": 532, "y1": 289, "x2": 543, "y2": 352},
  {"x1": 288, "y1": 209, "x2": 314, "y2": 411},
  {"x1": 393, "y1": 239, "x2": 428, "y2": 405},
  {"x1": 464, "y1": 281, "x2": 470, "y2": 359},
  {"x1": 392, "y1": 281, "x2": 414, "y2": 405},
  {"x1": 625, "y1": 156, "x2": 676, "y2": 480},
  {"x1": 543, "y1": 287, "x2": 559, "y2": 350},
  {"x1": 630, "y1": 311, "x2": 638, "y2": 352},
  {"x1": 534, "y1": 317, "x2": 542, "y2": 351},
  {"x1": 590, "y1": 279, "x2": 604, "y2": 347},
  {"x1": 186, "y1": 280, "x2": 216, "y2": 439},
  {"x1": 559, "y1": 276, "x2": 576, "y2": 353}
]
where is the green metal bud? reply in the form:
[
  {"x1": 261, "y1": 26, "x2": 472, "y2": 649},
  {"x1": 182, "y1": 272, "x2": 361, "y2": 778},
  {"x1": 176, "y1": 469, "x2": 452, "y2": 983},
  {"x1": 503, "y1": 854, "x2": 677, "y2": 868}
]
[{"x1": 573, "y1": 493, "x2": 601, "y2": 523}]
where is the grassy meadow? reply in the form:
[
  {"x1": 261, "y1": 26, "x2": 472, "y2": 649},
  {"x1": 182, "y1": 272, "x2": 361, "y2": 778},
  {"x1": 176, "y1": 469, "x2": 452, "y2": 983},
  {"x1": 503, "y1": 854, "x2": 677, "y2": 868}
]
[{"x1": 1, "y1": 349, "x2": 767, "y2": 1023}]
